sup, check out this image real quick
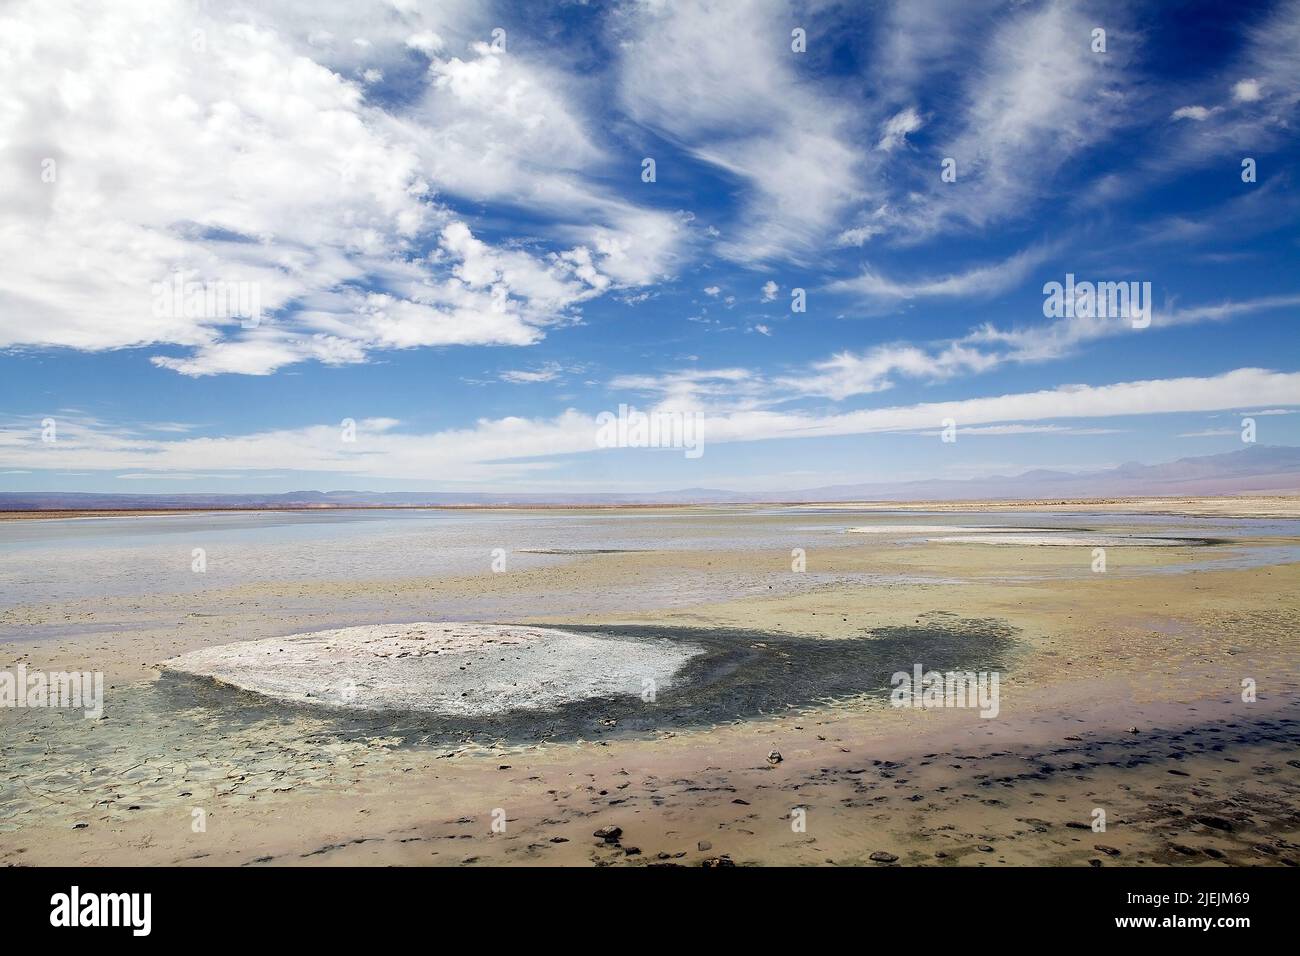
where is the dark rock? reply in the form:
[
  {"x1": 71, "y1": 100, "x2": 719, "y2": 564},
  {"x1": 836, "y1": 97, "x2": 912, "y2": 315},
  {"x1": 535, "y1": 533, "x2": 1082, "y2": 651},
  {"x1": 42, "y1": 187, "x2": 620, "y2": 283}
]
[
  {"x1": 1195, "y1": 815, "x2": 1234, "y2": 832},
  {"x1": 869, "y1": 851, "x2": 899, "y2": 863}
]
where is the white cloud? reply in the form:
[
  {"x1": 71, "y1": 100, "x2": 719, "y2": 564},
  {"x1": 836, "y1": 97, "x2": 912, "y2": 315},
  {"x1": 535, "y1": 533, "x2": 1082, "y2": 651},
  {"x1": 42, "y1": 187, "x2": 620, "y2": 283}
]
[
  {"x1": 1170, "y1": 105, "x2": 1217, "y2": 121},
  {"x1": 615, "y1": 0, "x2": 863, "y2": 262},
  {"x1": 779, "y1": 343, "x2": 1003, "y2": 401},
  {"x1": 876, "y1": 107, "x2": 925, "y2": 151},
  {"x1": 1127, "y1": 1, "x2": 1300, "y2": 185},
  {"x1": 760, "y1": 280, "x2": 779, "y2": 302},
  {"x1": 7, "y1": 369, "x2": 1297, "y2": 482},
  {"x1": 955, "y1": 292, "x2": 1300, "y2": 373},
  {"x1": 830, "y1": 244, "x2": 1053, "y2": 304},
  {"x1": 1233, "y1": 78, "x2": 1263, "y2": 102},
  {"x1": 500, "y1": 362, "x2": 564, "y2": 384},
  {"x1": 913, "y1": 424, "x2": 1124, "y2": 437},
  {"x1": 759, "y1": 292, "x2": 1300, "y2": 402},
  {"x1": 0, "y1": 0, "x2": 682, "y2": 376},
  {"x1": 872, "y1": 0, "x2": 1136, "y2": 239},
  {"x1": 406, "y1": 31, "x2": 445, "y2": 56}
]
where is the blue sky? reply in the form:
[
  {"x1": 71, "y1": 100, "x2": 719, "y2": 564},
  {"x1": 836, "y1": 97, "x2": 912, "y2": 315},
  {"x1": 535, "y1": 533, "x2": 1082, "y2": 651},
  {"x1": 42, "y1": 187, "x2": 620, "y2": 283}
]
[{"x1": 1, "y1": 0, "x2": 1298, "y2": 493}]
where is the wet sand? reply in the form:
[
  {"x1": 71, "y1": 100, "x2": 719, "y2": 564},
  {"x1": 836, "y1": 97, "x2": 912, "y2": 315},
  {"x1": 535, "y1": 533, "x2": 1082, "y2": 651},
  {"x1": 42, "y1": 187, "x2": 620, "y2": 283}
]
[{"x1": 2, "y1": 500, "x2": 1298, "y2": 866}]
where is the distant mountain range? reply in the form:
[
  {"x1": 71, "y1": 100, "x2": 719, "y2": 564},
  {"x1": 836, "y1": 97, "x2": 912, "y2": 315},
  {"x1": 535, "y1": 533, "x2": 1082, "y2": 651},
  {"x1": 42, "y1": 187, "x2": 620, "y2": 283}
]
[{"x1": 3, "y1": 445, "x2": 1299, "y2": 510}]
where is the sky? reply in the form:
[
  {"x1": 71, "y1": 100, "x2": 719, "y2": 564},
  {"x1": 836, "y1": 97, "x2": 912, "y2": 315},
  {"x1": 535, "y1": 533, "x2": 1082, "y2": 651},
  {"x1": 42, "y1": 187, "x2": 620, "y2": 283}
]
[{"x1": 0, "y1": 0, "x2": 1298, "y2": 495}]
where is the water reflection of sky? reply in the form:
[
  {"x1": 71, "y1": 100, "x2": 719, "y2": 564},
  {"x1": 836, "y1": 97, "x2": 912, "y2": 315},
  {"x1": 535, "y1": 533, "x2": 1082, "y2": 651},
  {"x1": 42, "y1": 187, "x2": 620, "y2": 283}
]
[{"x1": 1, "y1": 509, "x2": 1297, "y2": 607}]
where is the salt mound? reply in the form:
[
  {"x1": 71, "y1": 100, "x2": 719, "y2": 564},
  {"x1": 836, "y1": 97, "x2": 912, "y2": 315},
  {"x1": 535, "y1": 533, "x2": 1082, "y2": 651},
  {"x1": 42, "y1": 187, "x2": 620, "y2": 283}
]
[{"x1": 162, "y1": 623, "x2": 702, "y2": 716}]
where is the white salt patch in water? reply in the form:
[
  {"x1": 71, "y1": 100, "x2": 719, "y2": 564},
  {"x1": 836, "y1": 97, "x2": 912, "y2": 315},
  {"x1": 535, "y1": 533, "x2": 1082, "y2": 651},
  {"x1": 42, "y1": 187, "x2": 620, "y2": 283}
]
[
  {"x1": 928, "y1": 534, "x2": 1202, "y2": 547},
  {"x1": 163, "y1": 623, "x2": 703, "y2": 716},
  {"x1": 846, "y1": 525, "x2": 1043, "y2": 535}
]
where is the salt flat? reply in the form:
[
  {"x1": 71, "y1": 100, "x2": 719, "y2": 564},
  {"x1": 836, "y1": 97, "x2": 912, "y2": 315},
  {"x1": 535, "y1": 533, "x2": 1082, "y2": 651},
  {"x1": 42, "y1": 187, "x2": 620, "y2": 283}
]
[
  {"x1": 163, "y1": 622, "x2": 700, "y2": 715},
  {"x1": 2, "y1": 501, "x2": 1299, "y2": 867}
]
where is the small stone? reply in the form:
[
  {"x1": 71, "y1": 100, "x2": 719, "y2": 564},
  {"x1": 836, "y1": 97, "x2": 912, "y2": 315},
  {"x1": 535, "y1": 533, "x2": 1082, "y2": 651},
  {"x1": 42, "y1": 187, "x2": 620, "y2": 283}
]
[
  {"x1": 1094, "y1": 844, "x2": 1121, "y2": 857},
  {"x1": 767, "y1": 750, "x2": 783, "y2": 765},
  {"x1": 593, "y1": 825, "x2": 623, "y2": 843},
  {"x1": 977, "y1": 844, "x2": 994, "y2": 853},
  {"x1": 869, "y1": 851, "x2": 898, "y2": 863},
  {"x1": 623, "y1": 846, "x2": 641, "y2": 856},
  {"x1": 697, "y1": 840, "x2": 712, "y2": 851},
  {"x1": 701, "y1": 856, "x2": 736, "y2": 868},
  {"x1": 1127, "y1": 726, "x2": 1139, "y2": 734},
  {"x1": 72, "y1": 822, "x2": 88, "y2": 830}
]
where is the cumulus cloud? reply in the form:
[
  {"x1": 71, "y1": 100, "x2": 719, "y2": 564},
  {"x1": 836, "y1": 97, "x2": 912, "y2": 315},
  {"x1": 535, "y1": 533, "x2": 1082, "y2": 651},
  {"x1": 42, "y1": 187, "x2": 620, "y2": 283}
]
[
  {"x1": 0, "y1": 0, "x2": 681, "y2": 376},
  {"x1": 1233, "y1": 78, "x2": 1263, "y2": 102}
]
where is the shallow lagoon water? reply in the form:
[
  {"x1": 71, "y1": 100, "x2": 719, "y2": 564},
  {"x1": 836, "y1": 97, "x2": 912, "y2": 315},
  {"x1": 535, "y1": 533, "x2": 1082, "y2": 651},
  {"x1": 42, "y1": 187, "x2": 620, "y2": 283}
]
[
  {"x1": 3, "y1": 508, "x2": 1299, "y2": 609},
  {"x1": 0, "y1": 615, "x2": 1020, "y2": 834}
]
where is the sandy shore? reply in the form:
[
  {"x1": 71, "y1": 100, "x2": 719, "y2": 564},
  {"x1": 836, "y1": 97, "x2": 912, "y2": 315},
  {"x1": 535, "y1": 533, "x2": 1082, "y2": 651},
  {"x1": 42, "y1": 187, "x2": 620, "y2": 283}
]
[{"x1": 2, "y1": 501, "x2": 1298, "y2": 866}]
